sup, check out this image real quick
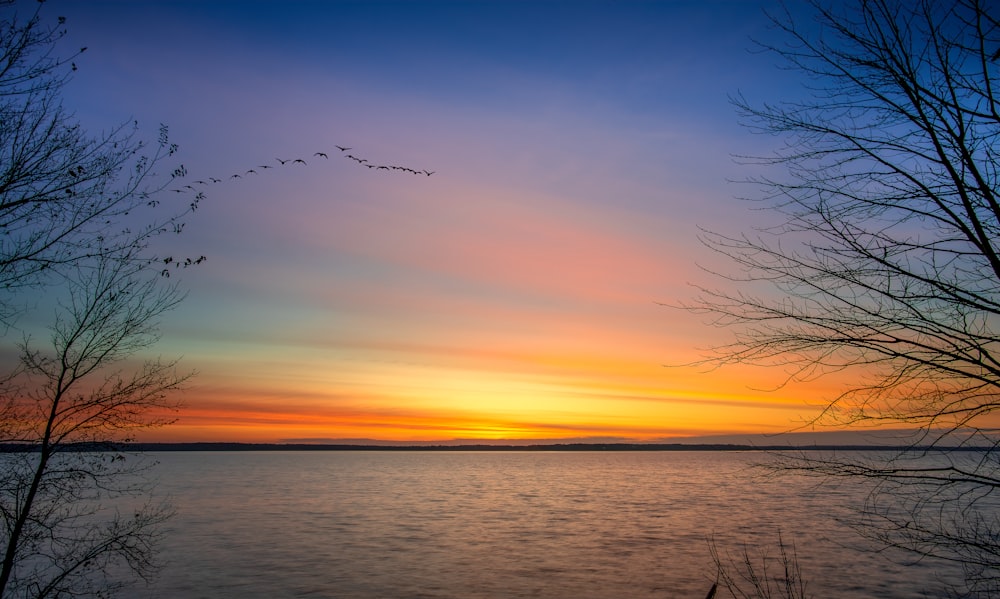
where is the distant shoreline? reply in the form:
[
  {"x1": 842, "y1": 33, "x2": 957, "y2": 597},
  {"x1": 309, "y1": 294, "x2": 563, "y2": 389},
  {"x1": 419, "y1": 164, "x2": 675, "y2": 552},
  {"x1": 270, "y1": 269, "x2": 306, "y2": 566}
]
[{"x1": 2, "y1": 442, "x2": 995, "y2": 452}]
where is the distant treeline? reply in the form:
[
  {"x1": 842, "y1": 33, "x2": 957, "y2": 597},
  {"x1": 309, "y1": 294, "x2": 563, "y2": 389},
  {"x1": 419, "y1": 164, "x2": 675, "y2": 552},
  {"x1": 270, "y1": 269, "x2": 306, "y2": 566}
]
[{"x1": 0, "y1": 442, "x2": 997, "y2": 452}]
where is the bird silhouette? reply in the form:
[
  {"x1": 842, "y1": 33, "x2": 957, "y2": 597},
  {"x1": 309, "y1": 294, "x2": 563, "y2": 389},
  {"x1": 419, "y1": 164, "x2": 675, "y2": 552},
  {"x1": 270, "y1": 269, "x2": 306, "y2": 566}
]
[
  {"x1": 293, "y1": 159, "x2": 307, "y2": 165},
  {"x1": 423, "y1": 170, "x2": 435, "y2": 176},
  {"x1": 276, "y1": 158, "x2": 290, "y2": 165},
  {"x1": 314, "y1": 152, "x2": 328, "y2": 159},
  {"x1": 335, "y1": 145, "x2": 351, "y2": 152},
  {"x1": 230, "y1": 173, "x2": 241, "y2": 179}
]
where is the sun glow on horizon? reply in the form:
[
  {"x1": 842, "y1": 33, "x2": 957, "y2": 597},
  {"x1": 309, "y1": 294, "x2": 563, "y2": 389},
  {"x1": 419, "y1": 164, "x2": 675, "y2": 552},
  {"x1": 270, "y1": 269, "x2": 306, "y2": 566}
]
[{"x1": 137, "y1": 352, "x2": 836, "y2": 443}]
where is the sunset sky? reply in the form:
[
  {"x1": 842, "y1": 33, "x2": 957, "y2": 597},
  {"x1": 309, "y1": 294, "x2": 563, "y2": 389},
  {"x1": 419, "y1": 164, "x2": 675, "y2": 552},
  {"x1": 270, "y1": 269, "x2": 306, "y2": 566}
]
[{"x1": 36, "y1": 0, "x2": 846, "y2": 443}]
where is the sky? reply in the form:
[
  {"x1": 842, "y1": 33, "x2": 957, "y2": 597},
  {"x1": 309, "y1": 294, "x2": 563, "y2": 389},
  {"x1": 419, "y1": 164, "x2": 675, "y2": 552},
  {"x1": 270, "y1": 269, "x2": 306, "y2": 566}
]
[{"x1": 18, "y1": 0, "x2": 852, "y2": 443}]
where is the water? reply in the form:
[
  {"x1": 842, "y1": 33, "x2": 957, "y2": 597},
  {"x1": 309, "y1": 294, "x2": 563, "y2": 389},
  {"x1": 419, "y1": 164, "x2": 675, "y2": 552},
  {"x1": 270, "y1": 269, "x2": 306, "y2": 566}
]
[{"x1": 137, "y1": 451, "x2": 965, "y2": 598}]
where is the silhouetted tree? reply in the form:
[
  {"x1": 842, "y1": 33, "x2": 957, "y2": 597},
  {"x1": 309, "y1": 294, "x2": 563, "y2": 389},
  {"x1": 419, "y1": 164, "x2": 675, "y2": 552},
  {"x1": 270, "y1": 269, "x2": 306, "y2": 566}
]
[
  {"x1": 0, "y1": 2, "x2": 194, "y2": 320},
  {"x1": 693, "y1": 0, "x2": 1000, "y2": 594},
  {"x1": 0, "y1": 4, "x2": 194, "y2": 596},
  {"x1": 0, "y1": 246, "x2": 186, "y2": 598}
]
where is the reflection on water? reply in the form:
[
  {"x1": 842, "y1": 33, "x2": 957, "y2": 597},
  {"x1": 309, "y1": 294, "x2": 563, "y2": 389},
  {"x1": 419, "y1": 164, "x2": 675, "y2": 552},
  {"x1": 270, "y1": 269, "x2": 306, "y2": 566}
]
[{"x1": 138, "y1": 451, "x2": 965, "y2": 598}]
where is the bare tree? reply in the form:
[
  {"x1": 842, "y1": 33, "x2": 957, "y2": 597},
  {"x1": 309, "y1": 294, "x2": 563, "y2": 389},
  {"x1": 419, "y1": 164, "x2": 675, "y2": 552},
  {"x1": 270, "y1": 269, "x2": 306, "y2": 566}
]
[
  {"x1": 0, "y1": 246, "x2": 187, "y2": 598},
  {"x1": 0, "y1": 2, "x2": 195, "y2": 323},
  {"x1": 692, "y1": 0, "x2": 1000, "y2": 594},
  {"x1": 0, "y1": 4, "x2": 195, "y2": 597}
]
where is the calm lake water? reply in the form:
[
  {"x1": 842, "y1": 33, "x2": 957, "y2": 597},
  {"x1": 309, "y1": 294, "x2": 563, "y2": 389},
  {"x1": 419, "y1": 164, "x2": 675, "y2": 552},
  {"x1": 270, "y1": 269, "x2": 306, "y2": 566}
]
[{"x1": 137, "y1": 451, "x2": 966, "y2": 598}]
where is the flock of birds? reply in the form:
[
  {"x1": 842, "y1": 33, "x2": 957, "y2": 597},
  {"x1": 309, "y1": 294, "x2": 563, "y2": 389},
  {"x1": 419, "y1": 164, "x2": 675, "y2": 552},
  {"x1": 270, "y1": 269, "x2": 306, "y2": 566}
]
[
  {"x1": 170, "y1": 145, "x2": 432, "y2": 193},
  {"x1": 158, "y1": 145, "x2": 431, "y2": 277}
]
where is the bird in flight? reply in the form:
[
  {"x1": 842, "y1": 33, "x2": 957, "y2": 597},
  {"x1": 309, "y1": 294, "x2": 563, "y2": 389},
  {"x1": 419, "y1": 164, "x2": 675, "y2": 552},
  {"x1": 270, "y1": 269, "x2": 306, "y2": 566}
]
[
  {"x1": 315, "y1": 152, "x2": 328, "y2": 159},
  {"x1": 423, "y1": 170, "x2": 435, "y2": 176},
  {"x1": 293, "y1": 159, "x2": 307, "y2": 165},
  {"x1": 335, "y1": 145, "x2": 351, "y2": 152},
  {"x1": 276, "y1": 158, "x2": 290, "y2": 165}
]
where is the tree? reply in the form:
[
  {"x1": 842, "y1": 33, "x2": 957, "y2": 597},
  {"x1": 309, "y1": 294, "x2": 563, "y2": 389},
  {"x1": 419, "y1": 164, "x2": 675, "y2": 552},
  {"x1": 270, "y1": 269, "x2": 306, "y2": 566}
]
[
  {"x1": 0, "y1": 4, "x2": 195, "y2": 597},
  {"x1": 0, "y1": 2, "x2": 193, "y2": 322},
  {"x1": 693, "y1": 0, "x2": 1000, "y2": 595},
  {"x1": 0, "y1": 246, "x2": 186, "y2": 598}
]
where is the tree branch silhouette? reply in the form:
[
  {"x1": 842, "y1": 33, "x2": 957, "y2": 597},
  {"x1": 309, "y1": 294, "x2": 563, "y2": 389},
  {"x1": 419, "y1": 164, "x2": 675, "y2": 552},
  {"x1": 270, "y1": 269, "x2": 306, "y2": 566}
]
[{"x1": 692, "y1": 0, "x2": 1000, "y2": 594}]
